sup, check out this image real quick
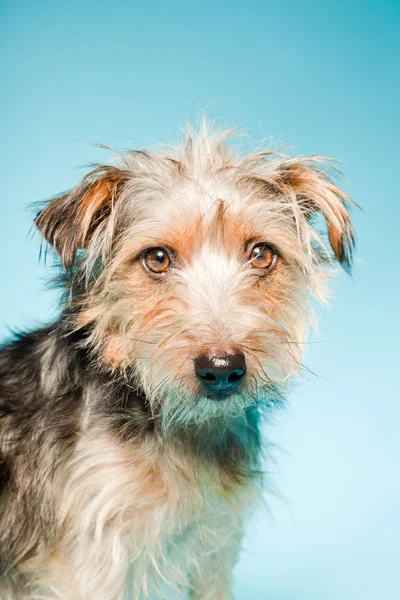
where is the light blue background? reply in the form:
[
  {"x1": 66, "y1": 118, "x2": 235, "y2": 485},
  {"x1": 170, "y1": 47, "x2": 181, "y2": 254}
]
[{"x1": 1, "y1": 1, "x2": 399, "y2": 598}]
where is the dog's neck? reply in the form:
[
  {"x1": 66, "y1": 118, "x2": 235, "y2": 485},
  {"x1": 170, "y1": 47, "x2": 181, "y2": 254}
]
[{"x1": 107, "y1": 380, "x2": 262, "y2": 476}]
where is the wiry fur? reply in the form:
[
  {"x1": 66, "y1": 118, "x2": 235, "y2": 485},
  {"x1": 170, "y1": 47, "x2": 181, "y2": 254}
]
[{"x1": 0, "y1": 121, "x2": 355, "y2": 599}]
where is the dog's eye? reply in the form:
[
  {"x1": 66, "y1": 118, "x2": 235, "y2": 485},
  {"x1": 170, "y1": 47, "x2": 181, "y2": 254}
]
[
  {"x1": 142, "y1": 248, "x2": 171, "y2": 274},
  {"x1": 250, "y1": 244, "x2": 277, "y2": 270}
]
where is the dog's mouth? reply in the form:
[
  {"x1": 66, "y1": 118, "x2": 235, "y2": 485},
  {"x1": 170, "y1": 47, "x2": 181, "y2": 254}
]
[
  {"x1": 202, "y1": 388, "x2": 239, "y2": 402},
  {"x1": 199, "y1": 380, "x2": 251, "y2": 402}
]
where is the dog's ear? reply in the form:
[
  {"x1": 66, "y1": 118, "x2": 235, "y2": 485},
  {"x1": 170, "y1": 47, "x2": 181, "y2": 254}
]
[
  {"x1": 35, "y1": 166, "x2": 130, "y2": 270},
  {"x1": 272, "y1": 158, "x2": 356, "y2": 270}
]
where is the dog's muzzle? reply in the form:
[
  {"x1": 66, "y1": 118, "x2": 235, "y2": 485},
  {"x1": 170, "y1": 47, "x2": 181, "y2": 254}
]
[{"x1": 194, "y1": 352, "x2": 246, "y2": 396}]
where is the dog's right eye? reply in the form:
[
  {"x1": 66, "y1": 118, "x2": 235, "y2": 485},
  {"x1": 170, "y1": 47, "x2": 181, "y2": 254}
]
[
  {"x1": 248, "y1": 243, "x2": 278, "y2": 271},
  {"x1": 142, "y1": 248, "x2": 171, "y2": 274}
]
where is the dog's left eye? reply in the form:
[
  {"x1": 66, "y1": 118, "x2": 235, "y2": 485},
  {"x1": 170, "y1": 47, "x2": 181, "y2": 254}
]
[
  {"x1": 142, "y1": 248, "x2": 171, "y2": 274},
  {"x1": 250, "y1": 244, "x2": 277, "y2": 270}
]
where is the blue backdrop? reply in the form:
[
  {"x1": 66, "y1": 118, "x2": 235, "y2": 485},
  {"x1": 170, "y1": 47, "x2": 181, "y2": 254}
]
[{"x1": 1, "y1": 1, "x2": 399, "y2": 598}]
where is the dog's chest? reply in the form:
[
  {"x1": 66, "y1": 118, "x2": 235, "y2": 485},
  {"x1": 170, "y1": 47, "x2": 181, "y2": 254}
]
[
  {"x1": 54, "y1": 432, "x2": 259, "y2": 599},
  {"x1": 126, "y1": 484, "x2": 244, "y2": 598}
]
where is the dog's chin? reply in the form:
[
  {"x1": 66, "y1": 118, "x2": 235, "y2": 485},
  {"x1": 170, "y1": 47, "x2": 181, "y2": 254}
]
[{"x1": 154, "y1": 385, "x2": 260, "y2": 437}]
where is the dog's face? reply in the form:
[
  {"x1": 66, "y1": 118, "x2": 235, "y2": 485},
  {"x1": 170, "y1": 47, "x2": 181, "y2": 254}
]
[{"x1": 36, "y1": 127, "x2": 354, "y2": 430}]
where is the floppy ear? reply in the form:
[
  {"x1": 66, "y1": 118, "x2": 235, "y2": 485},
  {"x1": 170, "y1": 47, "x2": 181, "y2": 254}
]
[
  {"x1": 273, "y1": 158, "x2": 356, "y2": 270},
  {"x1": 35, "y1": 166, "x2": 130, "y2": 270}
]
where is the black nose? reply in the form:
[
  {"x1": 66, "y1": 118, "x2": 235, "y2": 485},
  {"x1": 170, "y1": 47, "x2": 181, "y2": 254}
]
[{"x1": 194, "y1": 352, "x2": 246, "y2": 392}]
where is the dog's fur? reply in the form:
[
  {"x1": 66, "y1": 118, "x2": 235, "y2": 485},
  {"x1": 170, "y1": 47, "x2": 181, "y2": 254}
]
[{"x1": 0, "y1": 121, "x2": 355, "y2": 599}]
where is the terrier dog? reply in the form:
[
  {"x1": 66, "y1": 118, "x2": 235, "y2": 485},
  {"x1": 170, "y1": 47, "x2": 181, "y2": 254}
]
[{"x1": 0, "y1": 122, "x2": 355, "y2": 600}]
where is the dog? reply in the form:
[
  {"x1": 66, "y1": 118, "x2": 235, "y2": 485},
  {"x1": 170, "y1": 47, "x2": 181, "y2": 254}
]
[{"x1": 0, "y1": 121, "x2": 355, "y2": 600}]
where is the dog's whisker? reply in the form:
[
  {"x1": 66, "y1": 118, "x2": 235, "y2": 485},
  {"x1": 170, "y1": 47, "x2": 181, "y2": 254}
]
[
  {"x1": 125, "y1": 337, "x2": 158, "y2": 345},
  {"x1": 281, "y1": 340, "x2": 328, "y2": 345}
]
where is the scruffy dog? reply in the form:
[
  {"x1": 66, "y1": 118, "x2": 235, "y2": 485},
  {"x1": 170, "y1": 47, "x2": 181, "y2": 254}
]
[{"x1": 0, "y1": 122, "x2": 355, "y2": 600}]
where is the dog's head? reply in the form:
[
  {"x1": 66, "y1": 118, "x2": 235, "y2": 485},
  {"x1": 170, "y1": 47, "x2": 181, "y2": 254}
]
[{"x1": 36, "y1": 124, "x2": 355, "y2": 431}]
